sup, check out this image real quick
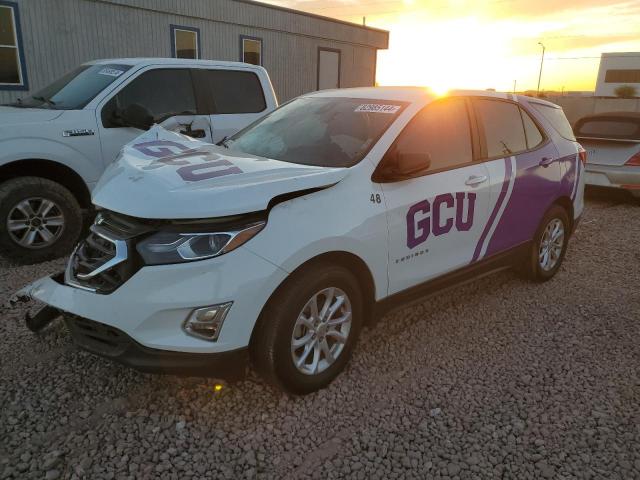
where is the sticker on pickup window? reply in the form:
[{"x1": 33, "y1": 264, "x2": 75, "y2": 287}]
[
  {"x1": 98, "y1": 68, "x2": 125, "y2": 77},
  {"x1": 354, "y1": 104, "x2": 400, "y2": 114}
]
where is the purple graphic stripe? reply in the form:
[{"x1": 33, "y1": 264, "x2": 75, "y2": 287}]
[{"x1": 471, "y1": 157, "x2": 513, "y2": 262}]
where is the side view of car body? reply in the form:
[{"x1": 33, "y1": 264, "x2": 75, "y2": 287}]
[
  {"x1": 0, "y1": 58, "x2": 277, "y2": 263},
  {"x1": 20, "y1": 88, "x2": 585, "y2": 394},
  {"x1": 575, "y1": 111, "x2": 640, "y2": 200}
]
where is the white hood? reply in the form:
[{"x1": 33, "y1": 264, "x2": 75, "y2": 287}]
[
  {"x1": 93, "y1": 126, "x2": 348, "y2": 219},
  {"x1": 0, "y1": 105, "x2": 64, "y2": 125}
]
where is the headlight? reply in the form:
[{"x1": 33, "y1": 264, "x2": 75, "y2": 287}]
[{"x1": 136, "y1": 221, "x2": 265, "y2": 265}]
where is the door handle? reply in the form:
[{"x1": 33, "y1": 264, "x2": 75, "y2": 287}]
[
  {"x1": 465, "y1": 174, "x2": 488, "y2": 186},
  {"x1": 539, "y1": 157, "x2": 555, "y2": 167}
]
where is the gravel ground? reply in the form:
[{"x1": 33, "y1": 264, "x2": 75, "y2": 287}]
[{"x1": 1, "y1": 189, "x2": 639, "y2": 480}]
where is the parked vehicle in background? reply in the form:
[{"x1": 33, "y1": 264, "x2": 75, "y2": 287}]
[
  {"x1": 575, "y1": 112, "x2": 640, "y2": 201},
  {"x1": 19, "y1": 88, "x2": 584, "y2": 394},
  {"x1": 0, "y1": 58, "x2": 278, "y2": 263}
]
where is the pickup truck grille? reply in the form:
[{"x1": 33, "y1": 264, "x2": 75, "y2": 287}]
[{"x1": 65, "y1": 212, "x2": 144, "y2": 294}]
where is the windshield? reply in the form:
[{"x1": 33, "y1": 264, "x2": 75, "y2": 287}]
[
  {"x1": 11, "y1": 64, "x2": 132, "y2": 110},
  {"x1": 229, "y1": 97, "x2": 406, "y2": 167}
]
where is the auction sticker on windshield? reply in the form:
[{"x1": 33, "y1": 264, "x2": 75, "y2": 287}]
[
  {"x1": 98, "y1": 68, "x2": 125, "y2": 77},
  {"x1": 355, "y1": 104, "x2": 401, "y2": 114}
]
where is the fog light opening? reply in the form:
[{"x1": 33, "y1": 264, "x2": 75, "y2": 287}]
[{"x1": 182, "y1": 302, "x2": 232, "y2": 341}]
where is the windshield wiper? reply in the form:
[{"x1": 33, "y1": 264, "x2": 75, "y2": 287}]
[{"x1": 32, "y1": 95, "x2": 56, "y2": 107}]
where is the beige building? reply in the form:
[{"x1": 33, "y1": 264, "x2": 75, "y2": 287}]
[{"x1": 0, "y1": 0, "x2": 389, "y2": 104}]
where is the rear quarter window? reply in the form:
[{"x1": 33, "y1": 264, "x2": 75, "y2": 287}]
[{"x1": 530, "y1": 102, "x2": 575, "y2": 141}]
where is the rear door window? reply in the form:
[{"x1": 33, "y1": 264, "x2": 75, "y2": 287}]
[
  {"x1": 393, "y1": 97, "x2": 473, "y2": 172},
  {"x1": 193, "y1": 69, "x2": 266, "y2": 114},
  {"x1": 530, "y1": 102, "x2": 576, "y2": 141},
  {"x1": 474, "y1": 99, "x2": 527, "y2": 158}
]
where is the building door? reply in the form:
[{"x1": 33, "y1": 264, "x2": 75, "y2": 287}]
[{"x1": 317, "y1": 48, "x2": 341, "y2": 90}]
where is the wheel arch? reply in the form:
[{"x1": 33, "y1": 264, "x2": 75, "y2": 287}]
[
  {"x1": 0, "y1": 159, "x2": 92, "y2": 208},
  {"x1": 250, "y1": 250, "x2": 377, "y2": 345},
  {"x1": 552, "y1": 195, "x2": 574, "y2": 232}
]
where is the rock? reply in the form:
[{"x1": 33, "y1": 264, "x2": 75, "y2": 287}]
[
  {"x1": 447, "y1": 463, "x2": 461, "y2": 476},
  {"x1": 45, "y1": 470, "x2": 60, "y2": 480}
]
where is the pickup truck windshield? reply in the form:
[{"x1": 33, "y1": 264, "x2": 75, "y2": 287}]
[
  {"x1": 229, "y1": 97, "x2": 406, "y2": 168},
  {"x1": 11, "y1": 64, "x2": 132, "y2": 110}
]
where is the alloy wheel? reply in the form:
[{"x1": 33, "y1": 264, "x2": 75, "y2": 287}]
[
  {"x1": 291, "y1": 287, "x2": 352, "y2": 376},
  {"x1": 7, "y1": 197, "x2": 65, "y2": 249},
  {"x1": 538, "y1": 218, "x2": 564, "y2": 271}
]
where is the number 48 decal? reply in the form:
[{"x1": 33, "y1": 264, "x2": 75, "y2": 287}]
[{"x1": 370, "y1": 193, "x2": 382, "y2": 204}]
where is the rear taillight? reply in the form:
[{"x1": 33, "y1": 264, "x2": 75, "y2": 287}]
[
  {"x1": 625, "y1": 152, "x2": 640, "y2": 166},
  {"x1": 578, "y1": 145, "x2": 587, "y2": 166}
]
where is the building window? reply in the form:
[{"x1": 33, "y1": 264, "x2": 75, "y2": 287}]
[
  {"x1": 240, "y1": 36, "x2": 262, "y2": 66},
  {"x1": 170, "y1": 25, "x2": 200, "y2": 59},
  {"x1": 0, "y1": 1, "x2": 28, "y2": 90},
  {"x1": 605, "y1": 69, "x2": 640, "y2": 83}
]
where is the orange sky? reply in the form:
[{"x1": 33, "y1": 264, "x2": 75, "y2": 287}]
[{"x1": 265, "y1": 0, "x2": 640, "y2": 92}]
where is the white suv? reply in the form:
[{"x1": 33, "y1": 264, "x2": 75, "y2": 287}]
[
  {"x1": 0, "y1": 58, "x2": 277, "y2": 263},
  {"x1": 21, "y1": 87, "x2": 584, "y2": 394}
]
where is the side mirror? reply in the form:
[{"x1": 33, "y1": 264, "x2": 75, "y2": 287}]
[
  {"x1": 119, "y1": 103, "x2": 154, "y2": 130},
  {"x1": 372, "y1": 150, "x2": 432, "y2": 183},
  {"x1": 397, "y1": 152, "x2": 431, "y2": 176}
]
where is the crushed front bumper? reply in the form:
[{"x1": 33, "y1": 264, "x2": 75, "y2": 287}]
[
  {"x1": 65, "y1": 314, "x2": 248, "y2": 380},
  {"x1": 22, "y1": 245, "x2": 287, "y2": 354}
]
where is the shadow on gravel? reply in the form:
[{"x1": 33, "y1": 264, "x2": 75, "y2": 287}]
[{"x1": 584, "y1": 185, "x2": 639, "y2": 206}]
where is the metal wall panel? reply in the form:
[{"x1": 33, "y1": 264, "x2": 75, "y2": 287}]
[{"x1": 0, "y1": 0, "x2": 385, "y2": 104}]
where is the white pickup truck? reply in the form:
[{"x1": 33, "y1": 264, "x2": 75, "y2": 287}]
[{"x1": 0, "y1": 58, "x2": 278, "y2": 263}]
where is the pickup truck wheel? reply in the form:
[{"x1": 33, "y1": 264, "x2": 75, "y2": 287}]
[
  {"x1": 520, "y1": 205, "x2": 570, "y2": 282},
  {"x1": 251, "y1": 263, "x2": 363, "y2": 394},
  {"x1": 0, "y1": 177, "x2": 82, "y2": 264}
]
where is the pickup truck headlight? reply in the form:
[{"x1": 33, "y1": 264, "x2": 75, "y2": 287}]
[{"x1": 136, "y1": 221, "x2": 265, "y2": 265}]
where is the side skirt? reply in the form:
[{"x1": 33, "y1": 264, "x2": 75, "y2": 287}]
[{"x1": 373, "y1": 242, "x2": 530, "y2": 321}]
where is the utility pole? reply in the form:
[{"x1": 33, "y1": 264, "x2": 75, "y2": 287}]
[
  {"x1": 363, "y1": 16, "x2": 366, "y2": 26},
  {"x1": 513, "y1": 80, "x2": 517, "y2": 94},
  {"x1": 537, "y1": 42, "x2": 545, "y2": 96}
]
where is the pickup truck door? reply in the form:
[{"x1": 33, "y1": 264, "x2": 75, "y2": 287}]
[
  {"x1": 191, "y1": 68, "x2": 272, "y2": 144},
  {"x1": 379, "y1": 97, "x2": 493, "y2": 296},
  {"x1": 96, "y1": 67, "x2": 213, "y2": 166}
]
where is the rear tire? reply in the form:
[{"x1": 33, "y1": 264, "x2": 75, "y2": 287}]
[
  {"x1": 250, "y1": 263, "x2": 363, "y2": 394},
  {"x1": 520, "y1": 204, "x2": 570, "y2": 282},
  {"x1": 0, "y1": 177, "x2": 83, "y2": 264}
]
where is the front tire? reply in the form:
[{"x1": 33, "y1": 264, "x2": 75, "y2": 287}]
[
  {"x1": 0, "y1": 177, "x2": 83, "y2": 264},
  {"x1": 250, "y1": 263, "x2": 363, "y2": 394},
  {"x1": 521, "y1": 204, "x2": 570, "y2": 282}
]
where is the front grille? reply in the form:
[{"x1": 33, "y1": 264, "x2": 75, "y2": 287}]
[
  {"x1": 65, "y1": 315, "x2": 130, "y2": 357},
  {"x1": 66, "y1": 211, "x2": 147, "y2": 294}
]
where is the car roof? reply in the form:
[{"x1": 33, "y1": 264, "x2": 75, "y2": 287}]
[
  {"x1": 304, "y1": 87, "x2": 558, "y2": 107},
  {"x1": 83, "y1": 57, "x2": 264, "y2": 70},
  {"x1": 305, "y1": 86, "x2": 436, "y2": 103}
]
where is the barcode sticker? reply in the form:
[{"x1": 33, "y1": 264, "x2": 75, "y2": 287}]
[
  {"x1": 354, "y1": 104, "x2": 400, "y2": 114},
  {"x1": 98, "y1": 68, "x2": 125, "y2": 77}
]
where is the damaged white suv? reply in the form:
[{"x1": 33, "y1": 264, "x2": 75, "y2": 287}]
[{"x1": 20, "y1": 88, "x2": 584, "y2": 393}]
